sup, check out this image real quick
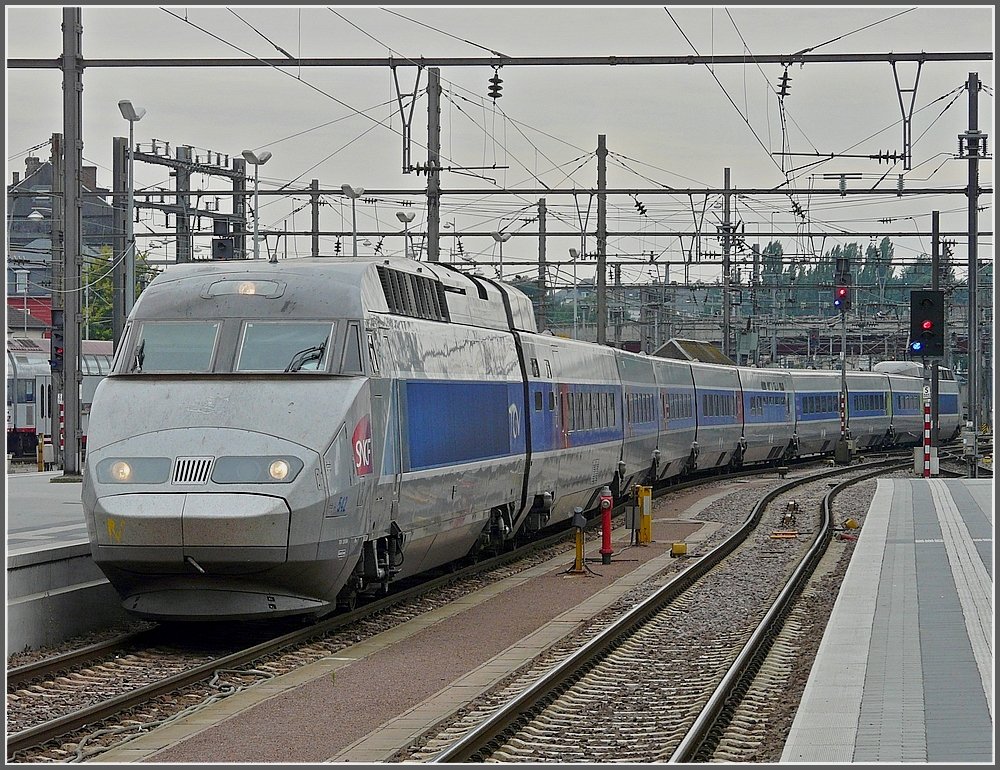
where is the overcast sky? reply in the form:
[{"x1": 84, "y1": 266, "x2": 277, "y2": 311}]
[{"x1": 5, "y1": 4, "x2": 995, "y2": 286}]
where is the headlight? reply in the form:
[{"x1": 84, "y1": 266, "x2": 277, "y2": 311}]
[
  {"x1": 96, "y1": 457, "x2": 171, "y2": 484},
  {"x1": 268, "y1": 459, "x2": 290, "y2": 480},
  {"x1": 211, "y1": 456, "x2": 303, "y2": 484}
]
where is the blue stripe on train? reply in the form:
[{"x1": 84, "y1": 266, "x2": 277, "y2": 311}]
[{"x1": 405, "y1": 380, "x2": 525, "y2": 471}]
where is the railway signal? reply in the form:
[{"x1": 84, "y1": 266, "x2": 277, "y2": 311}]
[
  {"x1": 50, "y1": 309, "x2": 64, "y2": 372},
  {"x1": 833, "y1": 284, "x2": 851, "y2": 311},
  {"x1": 908, "y1": 289, "x2": 946, "y2": 357},
  {"x1": 833, "y1": 257, "x2": 851, "y2": 312}
]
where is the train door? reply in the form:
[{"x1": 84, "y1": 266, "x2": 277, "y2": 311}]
[
  {"x1": 35, "y1": 373, "x2": 52, "y2": 442},
  {"x1": 371, "y1": 382, "x2": 402, "y2": 520}
]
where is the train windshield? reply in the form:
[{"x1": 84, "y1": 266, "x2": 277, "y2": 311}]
[
  {"x1": 235, "y1": 321, "x2": 335, "y2": 373},
  {"x1": 127, "y1": 321, "x2": 220, "y2": 372}
]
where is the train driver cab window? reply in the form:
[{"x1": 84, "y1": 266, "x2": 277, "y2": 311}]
[
  {"x1": 236, "y1": 321, "x2": 335, "y2": 372},
  {"x1": 125, "y1": 321, "x2": 220, "y2": 373},
  {"x1": 341, "y1": 323, "x2": 363, "y2": 375}
]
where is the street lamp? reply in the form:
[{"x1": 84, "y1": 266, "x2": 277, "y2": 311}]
[
  {"x1": 569, "y1": 248, "x2": 580, "y2": 339},
  {"x1": 491, "y1": 231, "x2": 511, "y2": 280},
  {"x1": 242, "y1": 150, "x2": 272, "y2": 261},
  {"x1": 396, "y1": 211, "x2": 415, "y2": 258},
  {"x1": 341, "y1": 184, "x2": 365, "y2": 257},
  {"x1": 118, "y1": 99, "x2": 145, "y2": 314}
]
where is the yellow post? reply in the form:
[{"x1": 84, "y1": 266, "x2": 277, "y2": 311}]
[
  {"x1": 37, "y1": 434, "x2": 45, "y2": 472},
  {"x1": 637, "y1": 485, "x2": 652, "y2": 544},
  {"x1": 574, "y1": 528, "x2": 585, "y2": 572}
]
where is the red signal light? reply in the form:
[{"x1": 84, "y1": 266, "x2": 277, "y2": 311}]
[{"x1": 921, "y1": 319, "x2": 933, "y2": 330}]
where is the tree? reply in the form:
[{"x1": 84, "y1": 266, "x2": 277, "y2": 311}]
[{"x1": 80, "y1": 246, "x2": 157, "y2": 340}]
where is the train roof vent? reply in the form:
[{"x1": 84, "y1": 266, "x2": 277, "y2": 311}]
[
  {"x1": 376, "y1": 265, "x2": 450, "y2": 322},
  {"x1": 172, "y1": 457, "x2": 213, "y2": 485}
]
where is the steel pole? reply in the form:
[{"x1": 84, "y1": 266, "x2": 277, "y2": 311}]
[{"x1": 125, "y1": 119, "x2": 136, "y2": 313}]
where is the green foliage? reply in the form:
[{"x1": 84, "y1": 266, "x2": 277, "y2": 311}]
[{"x1": 81, "y1": 246, "x2": 156, "y2": 340}]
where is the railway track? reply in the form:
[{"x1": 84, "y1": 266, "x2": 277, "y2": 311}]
[
  {"x1": 3, "y1": 452, "x2": 924, "y2": 762},
  {"x1": 5, "y1": 514, "x2": 607, "y2": 762},
  {"x1": 410, "y1": 458, "x2": 933, "y2": 762}
]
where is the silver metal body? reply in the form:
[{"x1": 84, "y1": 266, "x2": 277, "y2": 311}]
[{"x1": 80, "y1": 256, "x2": 962, "y2": 622}]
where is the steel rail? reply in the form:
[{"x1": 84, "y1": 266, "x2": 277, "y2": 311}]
[{"x1": 429, "y1": 457, "x2": 915, "y2": 762}]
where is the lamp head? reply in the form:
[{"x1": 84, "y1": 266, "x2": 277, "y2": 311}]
[
  {"x1": 491, "y1": 231, "x2": 511, "y2": 243},
  {"x1": 569, "y1": 248, "x2": 579, "y2": 258},
  {"x1": 396, "y1": 211, "x2": 415, "y2": 223},
  {"x1": 242, "y1": 150, "x2": 272, "y2": 166},
  {"x1": 118, "y1": 100, "x2": 146, "y2": 122},
  {"x1": 341, "y1": 184, "x2": 364, "y2": 198}
]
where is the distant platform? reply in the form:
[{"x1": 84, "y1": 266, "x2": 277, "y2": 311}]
[{"x1": 782, "y1": 478, "x2": 993, "y2": 763}]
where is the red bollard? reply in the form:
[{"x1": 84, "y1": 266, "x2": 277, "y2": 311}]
[{"x1": 599, "y1": 485, "x2": 614, "y2": 564}]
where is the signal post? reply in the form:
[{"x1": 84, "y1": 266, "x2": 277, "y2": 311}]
[{"x1": 833, "y1": 258, "x2": 853, "y2": 464}]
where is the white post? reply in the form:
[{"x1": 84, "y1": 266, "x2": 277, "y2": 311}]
[
  {"x1": 252, "y1": 164, "x2": 260, "y2": 260},
  {"x1": 125, "y1": 118, "x2": 136, "y2": 310}
]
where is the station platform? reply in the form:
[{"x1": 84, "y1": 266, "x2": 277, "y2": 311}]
[{"x1": 782, "y1": 478, "x2": 993, "y2": 763}]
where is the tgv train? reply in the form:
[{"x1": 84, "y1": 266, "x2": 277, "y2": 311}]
[{"x1": 80, "y1": 257, "x2": 962, "y2": 621}]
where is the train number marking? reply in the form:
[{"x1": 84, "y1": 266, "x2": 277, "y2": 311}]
[
  {"x1": 106, "y1": 518, "x2": 124, "y2": 543},
  {"x1": 352, "y1": 416, "x2": 373, "y2": 476}
]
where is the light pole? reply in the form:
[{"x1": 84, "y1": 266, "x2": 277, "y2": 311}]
[
  {"x1": 491, "y1": 231, "x2": 511, "y2": 280},
  {"x1": 341, "y1": 184, "x2": 364, "y2": 257},
  {"x1": 15, "y1": 269, "x2": 29, "y2": 337},
  {"x1": 396, "y1": 211, "x2": 415, "y2": 258},
  {"x1": 242, "y1": 150, "x2": 272, "y2": 261},
  {"x1": 118, "y1": 100, "x2": 145, "y2": 314},
  {"x1": 569, "y1": 248, "x2": 580, "y2": 339}
]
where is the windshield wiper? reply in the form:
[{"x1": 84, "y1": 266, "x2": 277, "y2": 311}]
[
  {"x1": 131, "y1": 339, "x2": 145, "y2": 372},
  {"x1": 284, "y1": 340, "x2": 326, "y2": 372}
]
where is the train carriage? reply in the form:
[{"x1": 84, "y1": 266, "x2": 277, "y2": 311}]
[
  {"x1": 737, "y1": 366, "x2": 795, "y2": 465},
  {"x1": 689, "y1": 361, "x2": 744, "y2": 470},
  {"x1": 519, "y1": 331, "x2": 622, "y2": 530},
  {"x1": 650, "y1": 356, "x2": 698, "y2": 482},
  {"x1": 885, "y1": 373, "x2": 924, "y2": 446},
  {"x1": 788, "y1": 369, "x2": 843, "y2": 458},
  {"x1": 845, "y1": 371, "x2": 893, "y2": 449},
  {"x1": 616, "y1": 349, "x2": 660, "y2": 493}
]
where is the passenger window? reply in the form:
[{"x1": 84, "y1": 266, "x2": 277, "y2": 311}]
[
  {"x1": 545, "y1": 360, "x2": 552, "y2": 378},
  {"x1": 530, "y1": 358, "x2": 540, "y2": 377},
  {"x1": 534, "y1": 391, "x2": 543, "y2": 411},
  {"x1": 548, "y1": 391, "x2": 555, "y2": 411}
]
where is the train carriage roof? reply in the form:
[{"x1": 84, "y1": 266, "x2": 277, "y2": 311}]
[{"x1": 136, "y1": 256, "x2": 537, "y2": 333}]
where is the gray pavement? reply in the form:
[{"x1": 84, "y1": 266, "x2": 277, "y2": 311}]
[{"x1": 6, "y1": 468, "x2": 89, "y2": 555}]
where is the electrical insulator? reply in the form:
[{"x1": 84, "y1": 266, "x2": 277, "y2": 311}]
[
  {"x1": 839, "y1": 176, "x2": 847, "y2": 196},
  {"x1": 897, "y1": 175, "x2": 905, "y2": 196},
  {"x1": 488, "y1": 69, "x2": 503, "y2": 100},
  {"x1": 777, "y1": 68, "x2": 792, "y2": 98},
  {"x1": 335, "y1": 238, "x2": 342, "y2": 255}
]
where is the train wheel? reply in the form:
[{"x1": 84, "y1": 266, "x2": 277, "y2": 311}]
[{"x1": 336, "y1": 585, "x2": 358, "y2": 612}]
